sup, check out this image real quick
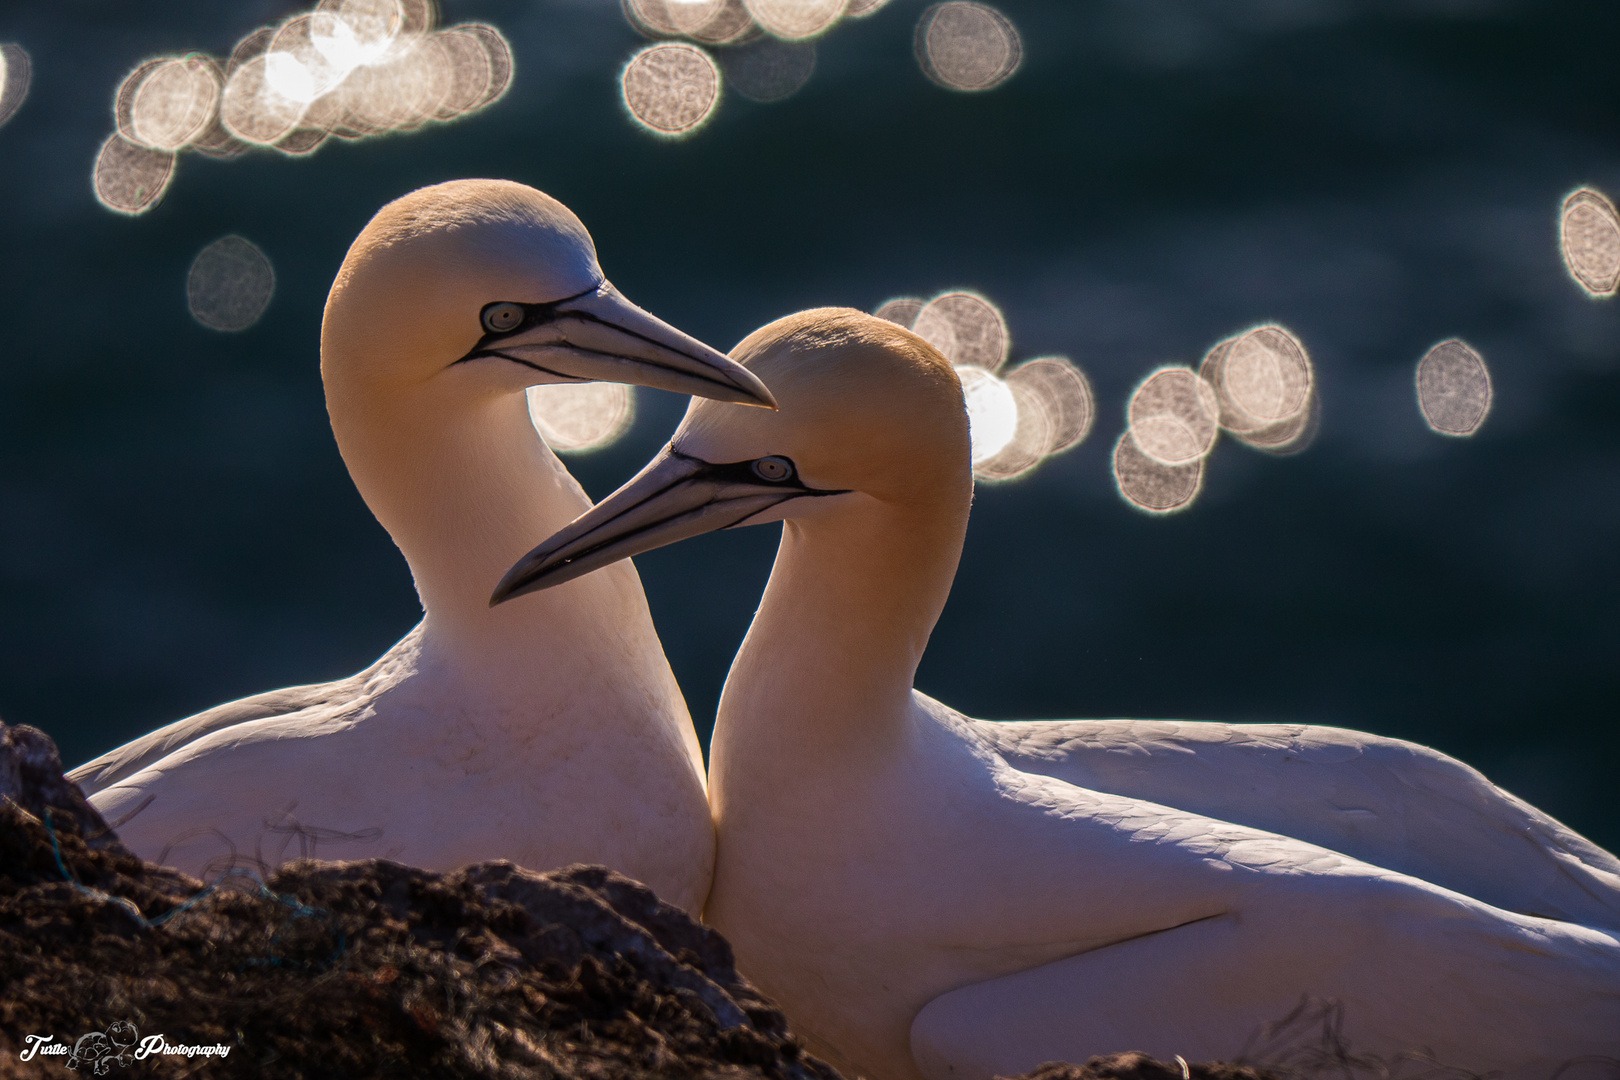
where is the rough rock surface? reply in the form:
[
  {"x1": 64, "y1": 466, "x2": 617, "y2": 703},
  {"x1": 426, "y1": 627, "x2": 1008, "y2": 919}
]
[
  {"x1": 0, "y1": 720, "x2": 1294, "y2": 1080},
  {"x1": 1016, "y1": 1057, "x2": 1272, "y2": 1080},
  {"x1": 0, "y1": 721, "x2": 838, "y2": 1079}
]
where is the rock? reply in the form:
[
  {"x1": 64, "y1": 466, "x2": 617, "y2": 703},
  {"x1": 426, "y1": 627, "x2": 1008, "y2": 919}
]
[
  {"x1": 0, "y1": 719, "x2": 1379, "y2": 1080},
  {"x1": 1009, "y1": 1055, "x2": 1274, "y2": 1080},
  {"x1": 0, "y1": 719, "x2": 839, "y2": 1079}
]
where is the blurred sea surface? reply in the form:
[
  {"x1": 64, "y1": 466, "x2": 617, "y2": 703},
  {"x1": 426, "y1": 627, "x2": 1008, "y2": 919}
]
[{"x1": 0, "y1": 0, "x2": 1615, "y2": 845}]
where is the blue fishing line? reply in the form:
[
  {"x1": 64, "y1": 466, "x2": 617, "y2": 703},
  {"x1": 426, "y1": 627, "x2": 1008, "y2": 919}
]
[{"x1": 41, "y1": 808, "x2": 347, "y2": 965}]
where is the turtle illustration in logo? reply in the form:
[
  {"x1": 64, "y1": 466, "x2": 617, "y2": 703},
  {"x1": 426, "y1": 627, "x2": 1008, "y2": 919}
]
[
  {"x1": 66, "y1": 1021, "x2": 139, "y2": 1074},
  {"x1": 106, "y1": 1021, "x2": 139, "y2": 1067},
  {"x1": 65, "y1": 1030, "x2": 108, "y2": 1073}
]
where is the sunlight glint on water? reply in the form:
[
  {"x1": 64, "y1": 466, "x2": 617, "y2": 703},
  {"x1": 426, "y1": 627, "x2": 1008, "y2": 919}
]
[
  {"x1": 527, "y1": 384, "x2": 638, "y2": 453},
  {"x1": 720, "y1": 38, "x2": 816, "y2": 103},
  {"x1": 127, "y1": 58, "x2": 222, "y2": 151},
  {"x1": 916, "y1": 2, "x2": 1021, "y2": 92},
  {"x1": 1113, "y1": 431, "x2": 1204, "y2": 514},
  {"x1": 743, "y1": 0, "x2": 846, "y2": 41},
  {"x1": 94, "y1": 2, "x2": 512, "y2": 213},
  {"x1": 1560, "y1": 188, "x2": 1620, "y2": 298},
  {"x1": 1200, "y1": 324, "x2": 1315, "y2": 453},
  {"x1": 913, "y1": 290, "x2": 1009, "y2": 371},
  {"x1": 621, "y1": 43, "x2": 722, "y2": 137},
  {"x1": 188, "y1": 236, "x2": 277, "y2": 332},
  {"x1": 92, "y1": 135, "x2": 177, "y2": 216},
  {"x1": 874, "y1": 297, "x2": 924, "y2": 330},
  {"x1": 875, "y1": 296, "x2": 1091, "y2": 481},
  {"x1": 1007, "y1": 357, "x2": 1094, "y2": 454},
  {"x1": 0, "y1": 44, "x2": 29, "y2": 129},
  {"x1": 1126, "y1": 367, "x2": 1219, "y2": 466},
  {"x1": 1416, "y1": 340, "x2": 1492, "y2": 438},
  {"x1": 957, "y1": 367, "x2": 1019, "y2": 465}
]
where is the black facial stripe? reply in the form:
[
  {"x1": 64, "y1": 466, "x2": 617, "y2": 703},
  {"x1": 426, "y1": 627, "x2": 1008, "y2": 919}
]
[
  {"x1": 473, "y1": 352, "x2": 584, "y2": 382},
  {"x1": 471, "y1": 284, "x2": 599, "y2": 349},
  {"x1": 722, "y1": 492, "x2": 822, "y2": 530},
  {"x1": 465, "y1": 283, "x2": 708, "y2": 363},
  {"x1": 517, "y1": 450, "x2": 852, "y2": 590},
  {"x1": 454, "y1": 285, "x2": 726, "y2": 382},
  {"x1": 676, "y1": 450, "x2": 850, "y2": 499},
  {"x1": 460, "y1": 340, "x2": 725, "y2": 395}
]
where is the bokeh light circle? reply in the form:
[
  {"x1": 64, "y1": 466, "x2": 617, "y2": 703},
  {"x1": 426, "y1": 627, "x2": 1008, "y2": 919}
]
[
  {"x1": 720, "y1": 38, "x2": 815, "y2": 102},
  {"x1": 625, "y1": 0, "x2": 717, "y2": 40},
  {"x1": 1127, "y1": 366, "x2": 1219, "y2": 465},
  {"x1": 1007, "y1": 357, "x2": 1093, "y2": 454},
  {"x1": 220, "y1": 54, "x2": 310, "y2": 145},
  {"x1": 93, "y1": 6, "x2": 513, "y2": 215},
  {"x1": 684, "y1": 0, "x2": 761, "y2": 46},
  {"x1": 127, "y1": 57, "x2": 221, "y2": 151},
  {"x1": 1416, "y1": 339, "x2": 1492, "y2": 437},
  {"x1": 0, "y1": 44, "x2": 31, "y2": 129},
  {"x1": 956, "y1": 366, "x2": 1018, "y2": 465},
  {"x1": 915, "y1": 2, "x2": 1021, "y2": 92},
  {"x1": 1214, "y1": 326, "x2": 1311, "y2": 426},
  {"x1": 93, "y1": 134, "x2": 177, "y2": 216},
  {"x1": 458, "y1": 25, "x2": 514, "y2": 111},
  {"x1": 311, "y1": 0, "x2": 409, "y2": 71},
  {"x1": 621, "y1": 43, "x2": 722, "y2": 137},
  {"x1": 913, "y1": 290, "x2": 1009, "y2": 371},
  {"x1": 1113, "y1": 430, "x2": 1203, "y2": 514},
  {"x1": 527, "y1": 383, "x2": 637, "y2": 452},
  {"x1": 1199, "y1": 324, "x2": 1316, "y2": 453},
  {"x1": 1560, "y1": 188, "x2": 1620, "y2": 298},
  {"x1": 188, "y1": 236, "x2": 276, "y2": 332},
  {"x1": 434, "y1": 25, "x2": 510, "y2": 118},
  {"x1": 744, "y1": 0, "x2": 846, "y2": 41},
  {"x1": 974, "y1": 379, "x2": 1052, "y2": 482},
  {"x1": 632, "y1": 0, "x2": 757, "y2": 43},
  {"x1": 268, "y1": 17, "x2": 352, "y2": 104},
  {"x1": 343, "y1": 36, "x2": 453, "y2": 133},
  {"x1": 873, "y1": 296, "x2": 924, "y2": 330}
]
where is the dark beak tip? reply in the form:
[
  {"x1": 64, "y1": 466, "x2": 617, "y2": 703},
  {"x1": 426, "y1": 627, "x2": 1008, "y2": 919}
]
[
  {"x1": 740, "y1": 387, "x2": 779, "y2": 411},
  {"x1": 488, "y1": 566, "x2": 536, "y2": 607},
  {"x1": 722, "y1": 368, "x2": 777, "y2": 410}
]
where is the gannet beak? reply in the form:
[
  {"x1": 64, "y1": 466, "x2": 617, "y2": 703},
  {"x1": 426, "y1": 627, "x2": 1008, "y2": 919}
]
[
  {"x1": 490, "y1": 446, "x2": 845, "y2": 605},
  {"x1": 459, "y1": 282, "x2": 777, "y2": 409}
]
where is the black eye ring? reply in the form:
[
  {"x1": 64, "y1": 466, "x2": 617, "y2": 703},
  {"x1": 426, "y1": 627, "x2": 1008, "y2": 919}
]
[
  {"x1": 751, "y1": 456, "x2": 793, "y2": 482},
  {"x1": 481, "y1": 302, "x2": 525, "y2": 334}
]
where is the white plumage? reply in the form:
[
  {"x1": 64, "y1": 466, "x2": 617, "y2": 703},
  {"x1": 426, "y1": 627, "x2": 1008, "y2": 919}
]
[
  {"x1": 497, "y1": 307, "x2": 1620, "y2": 1076},
  {"x1": 70, "y1": 180, "x2": 776, "y2": 915}
]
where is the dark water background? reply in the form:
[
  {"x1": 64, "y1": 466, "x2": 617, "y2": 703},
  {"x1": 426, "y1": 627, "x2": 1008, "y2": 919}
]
[{"x1": 1, "y1": 0, "x2": 1616, "y2": 847}]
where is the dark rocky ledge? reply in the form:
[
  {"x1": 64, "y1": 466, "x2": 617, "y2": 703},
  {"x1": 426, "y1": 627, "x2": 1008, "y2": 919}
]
[{"x1": 0, "y1": 719, "x2": 1283, "y2": 1080}]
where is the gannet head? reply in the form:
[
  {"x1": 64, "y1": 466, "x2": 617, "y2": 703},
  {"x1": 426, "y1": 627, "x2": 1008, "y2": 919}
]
[
  {"x1": 491, "y1": 307, "x2": 972, "y2": 603},
  {"x1": 322, "y1": 178, "x2": 774, "y2": 408}
]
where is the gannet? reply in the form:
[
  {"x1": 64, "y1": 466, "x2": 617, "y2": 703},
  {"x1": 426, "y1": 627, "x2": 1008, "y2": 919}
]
[
  {"x1": 68, "y1": 180, "x2": 776, "y2": 915},
  {"x1": 494, "y1": 308, "x2": 1620, "y2": 1078}
]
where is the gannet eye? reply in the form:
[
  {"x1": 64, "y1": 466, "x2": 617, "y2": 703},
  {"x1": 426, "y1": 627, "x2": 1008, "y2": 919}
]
[
  {"x1": 752, "y1": 456, "x2": 793, "y2": 482},
  {"x1": 481, "y1": 302, "x2": 525, "y2": 334}
]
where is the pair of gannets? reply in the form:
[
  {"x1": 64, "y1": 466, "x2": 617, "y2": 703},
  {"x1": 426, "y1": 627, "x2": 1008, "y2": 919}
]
[
  {"x1": 497, "y1": 309, "x2": 1620, "y2": 1078},
  {"x1": 69, "y1": 180, "x2": 777, "y2": 916}
]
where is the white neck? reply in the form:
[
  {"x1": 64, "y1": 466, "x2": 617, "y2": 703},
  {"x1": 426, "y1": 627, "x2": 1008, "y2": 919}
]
[
  {"x1": 338, "y1": 385, "x2": 678, "y2": 709},
  {"x1": 710, "y1": 493, "x2": 968, "y2": 783}
]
